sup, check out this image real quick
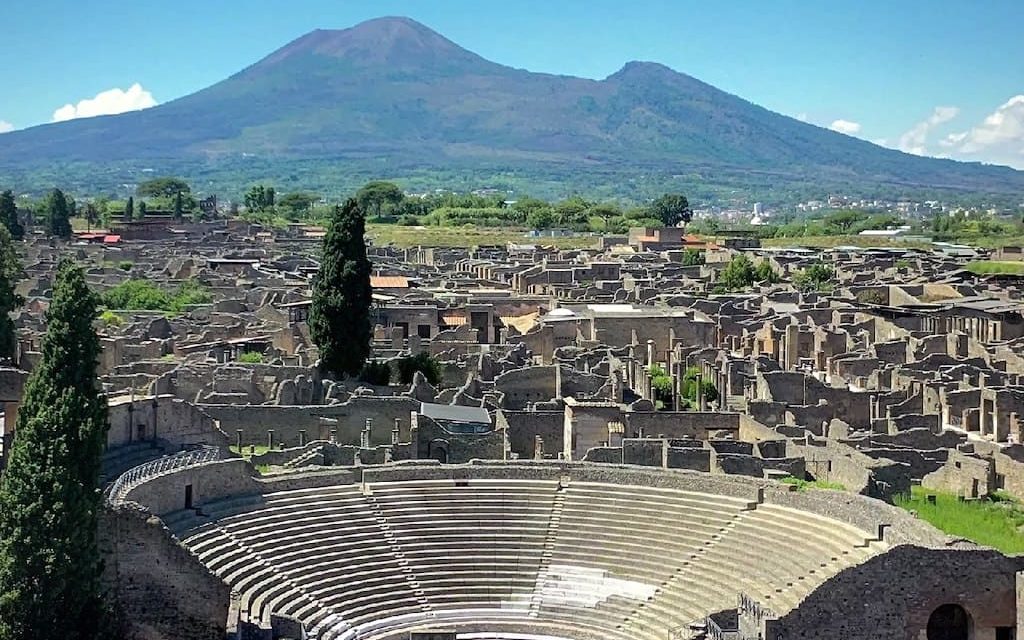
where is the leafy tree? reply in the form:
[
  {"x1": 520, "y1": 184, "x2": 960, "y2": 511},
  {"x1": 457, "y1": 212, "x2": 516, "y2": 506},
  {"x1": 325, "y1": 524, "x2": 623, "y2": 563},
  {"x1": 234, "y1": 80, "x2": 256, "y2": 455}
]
[
  {"x1": 277, "y1": 192, "x2": 318, "y2": 219},
  {"x1": 648, "y1": 193, "x2": 692, "y2": 227},
  {"x1": 0, "y1": 191, "x2": 23, "y2": 240},
  {"x1": 244, "y1": 185, "x2": 276, "y2": 213},
  {"x1": 716, "y1": 254, "x2": 756, "y2": 292},
  {"x1": 681, "y1": 248, "x2": 705, "y2": 266},
  {"x1": 136, "y1": 176, "x2": 191, "y2": 198},
  {"x1": 82, "y1": 202, "x2": 99, "y2": 230},
  {"x1": 396, "y1": 352, "x2": 442, "y2": 385},
  {"x1": 793, "y1": 263, "x2": 834, "y2": 292},
  {"x1": 124, "y1": 196, "x2": 134, "y2": 222},
  {"x1": 0, "y1": 226, "x2": 23, "y2": 360},
  {"x1": 681, "y1": 366, "x2": 718, "y2": 408},
  {"x1": 754, "y1": 260, "x2": 779, "y2": 284},
  {"x1": 43, "y1": 188, "x2": 72, "y2": 238},
  {"x1": 356, "y1": 181, "x2": 404, "y2": 219},
  {"x1": 648, "y1": 364, "x2": 674, "y2": 410},
  {"x1": 136, "y1": 201, "x2": 147, "y2": 220},
  {"x1": 0, "y1": 259, "x2": 108, "y2": 640},
  {"x1": 359, "y1": 361, "x2": 392, "y2": 386},
  {"x1": 527, "y1": 207, "x2": 556, "y2": 230},
  {"x1": 309, "y1": 199, "x2": 373, "y2": 377}
]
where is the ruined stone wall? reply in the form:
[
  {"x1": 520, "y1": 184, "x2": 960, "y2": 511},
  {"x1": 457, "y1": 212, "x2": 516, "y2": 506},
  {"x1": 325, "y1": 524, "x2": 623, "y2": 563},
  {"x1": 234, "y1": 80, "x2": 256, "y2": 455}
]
[
  {"x1": 765, "y1": 546, "x2": 1023, "y2": 640},
  {"x1": 200, "y1": 396, "x2": 417, "y2": 447},
  {"x1": 107, "y1": 396, "x2": 229, "y2": 449},
  {"x1": 626, "y1": 411, "x2": 739, "y2": 439},
  {"x1": 496, "y1": 410, "x2": 565, "y2": 459},
  {"x1": 99, "y1": 504, "x2": 229, "y2": 640},
  {"x1": 494, "y1": 365, "x2": 557, "y2": 410}
]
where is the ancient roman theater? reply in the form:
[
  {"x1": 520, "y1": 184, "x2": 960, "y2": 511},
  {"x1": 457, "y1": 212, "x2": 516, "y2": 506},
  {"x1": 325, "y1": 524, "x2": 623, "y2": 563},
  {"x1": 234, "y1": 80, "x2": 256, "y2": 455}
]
[{"x1": 103, "y1": 456, "x2": 1023, "y2": 640}]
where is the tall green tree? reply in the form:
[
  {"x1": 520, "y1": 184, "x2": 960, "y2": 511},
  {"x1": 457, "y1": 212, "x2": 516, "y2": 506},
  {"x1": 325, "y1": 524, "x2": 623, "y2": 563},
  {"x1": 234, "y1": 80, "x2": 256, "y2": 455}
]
[
  {"x1": 355, "y1": 181, "x2": 403, "y2": 219},
  {"x1": 309, "y1": 199, "x2": 373, "y2": 377},
  {"x1": 136, "y1": 176, "x2": 190, "y2": 198},
  {"x1": 43, "y1": 189, "x2": 72, "y2": 238},
  {"x1": 136, "y1": 201, "x2": 147, "y2": 220},
  {"x1": 173, "y1": 191, "x2": 184, "y2": 220},
  {"x1": 0, "y1": 259, "x2": 107, "y2": 640},
  {"x1": 0, "y1": 191, "x2": 23, "y2": 240},
  {"x1": 0, "y1": 226, "x2": 24, "y2": 360},
  {"x1": 124, "y1": 196, "x2": 134, "y2": 222},
  {"x1": 649, "y1": 193, "x2": 692, "y2": 228},
  {"x1": 244, "y1": 185, "x2": 275, "y2": 213}
]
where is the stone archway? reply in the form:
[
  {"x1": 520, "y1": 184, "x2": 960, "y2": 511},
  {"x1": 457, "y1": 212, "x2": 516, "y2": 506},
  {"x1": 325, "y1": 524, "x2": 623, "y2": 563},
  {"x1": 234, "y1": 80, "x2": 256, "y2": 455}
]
[
  {"x1": 927, "y1": 603, "x2": 971, "y2": 640},
  {"x1": 428, "y1": 439, "x2": 449, "y2": 464}
]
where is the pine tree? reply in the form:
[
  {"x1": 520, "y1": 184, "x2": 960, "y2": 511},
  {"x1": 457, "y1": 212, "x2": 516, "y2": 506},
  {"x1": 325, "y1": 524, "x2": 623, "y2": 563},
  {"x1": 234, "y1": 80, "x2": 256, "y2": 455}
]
[
  {"x1": 0, "y1": 191, "x2": 23, "y2": 240},
  {"x1": 309, "y1": 198, "x2": 373, "y2": 377},
  {"x1": 124, "y1": 196, "x2": 134, "y2": 222},
  {"x1": 0, "y1": 259, "x2": 107, "y2": 640},
  {"x1": 44, "y1": 188, "x2": 72, "y2": 238},
  {"x1": 0, "y1": 226, "x2": 24, "y2": 360}
]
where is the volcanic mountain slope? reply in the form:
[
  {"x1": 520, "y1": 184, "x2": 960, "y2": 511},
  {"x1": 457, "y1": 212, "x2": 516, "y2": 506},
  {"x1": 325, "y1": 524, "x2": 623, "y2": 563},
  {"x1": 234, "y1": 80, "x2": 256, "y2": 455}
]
[{"x1": 1, "y1": 16, "x2": 1021, "y2": 195}]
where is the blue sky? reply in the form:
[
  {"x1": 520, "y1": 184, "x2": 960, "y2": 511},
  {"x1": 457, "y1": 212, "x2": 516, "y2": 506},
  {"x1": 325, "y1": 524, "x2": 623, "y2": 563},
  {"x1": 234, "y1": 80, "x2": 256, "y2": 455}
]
[{"x1": 2, "y1": 0, "x2": 1023, "y2": 167}]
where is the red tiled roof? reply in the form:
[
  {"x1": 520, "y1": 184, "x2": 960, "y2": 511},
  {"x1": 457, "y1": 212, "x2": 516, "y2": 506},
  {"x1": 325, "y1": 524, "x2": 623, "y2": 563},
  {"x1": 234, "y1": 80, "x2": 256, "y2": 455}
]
[{"x1": 103, "y1": 235, "x2": 121, "y2": 244}]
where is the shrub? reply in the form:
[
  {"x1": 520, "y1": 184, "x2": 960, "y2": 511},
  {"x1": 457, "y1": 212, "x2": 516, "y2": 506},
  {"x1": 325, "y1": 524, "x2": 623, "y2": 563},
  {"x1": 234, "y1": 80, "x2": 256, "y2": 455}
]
[
  {"x1": 101, "y1": 279, "x2": 212, "y2": 313},
  {"x1": 396, "y1": 352, "x2": 442, "y2": 385},
  {"x1": 117, "y1": 260, "x2": 133, "y2": 271},
  {"x1": 359, "y1": 361, "x2": 392, "y2": 386},
  {"x1": 238, "y1": 351, "x2": 263, "y2": 363},
  {"x1": 98, "y1": 310, "x2": 123, "y2": 326}
]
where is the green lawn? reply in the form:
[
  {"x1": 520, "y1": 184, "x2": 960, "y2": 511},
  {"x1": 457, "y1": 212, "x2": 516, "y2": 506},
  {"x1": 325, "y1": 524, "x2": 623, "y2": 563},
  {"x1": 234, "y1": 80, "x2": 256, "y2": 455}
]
[
  {"x1": 780, "y1": 476, "x2": 846, "y2": 491},
  {"x1": 895, "y1": 486, "x2": 1024, "y2": 554},
  {"x1": 366, "y1": 224, "x2": 599, "y2": 249},
  {"x1": 965, "y1": 260, "x2": 1024, "y2": 276},
  {"x1": 230, "y1": 444, "x2": 271, "y2": 458}
]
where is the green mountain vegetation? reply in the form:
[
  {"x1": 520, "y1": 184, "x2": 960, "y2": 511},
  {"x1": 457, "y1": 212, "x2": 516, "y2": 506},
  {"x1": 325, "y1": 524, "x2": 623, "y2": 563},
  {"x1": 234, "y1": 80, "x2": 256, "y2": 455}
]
[{"x1": 0, "y1": 17, "x2": 1022, "y2": 202}]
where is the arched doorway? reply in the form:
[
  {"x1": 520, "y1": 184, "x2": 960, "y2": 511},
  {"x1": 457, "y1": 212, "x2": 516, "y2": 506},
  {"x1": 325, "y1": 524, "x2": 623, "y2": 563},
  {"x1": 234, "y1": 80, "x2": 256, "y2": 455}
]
[
  {"x1": 428, "y1": 440, "x2": 448, "y2": 464},
  {"x1": 927, "y1": 604, "x2": 971, "y2": 640}
]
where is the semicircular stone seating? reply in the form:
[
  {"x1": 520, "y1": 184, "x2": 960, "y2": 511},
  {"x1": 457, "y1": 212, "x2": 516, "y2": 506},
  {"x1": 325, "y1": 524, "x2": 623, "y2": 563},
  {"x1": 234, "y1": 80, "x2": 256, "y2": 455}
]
[{"x1": 172, "y1": 476, "x2": 888, "y2": 640}]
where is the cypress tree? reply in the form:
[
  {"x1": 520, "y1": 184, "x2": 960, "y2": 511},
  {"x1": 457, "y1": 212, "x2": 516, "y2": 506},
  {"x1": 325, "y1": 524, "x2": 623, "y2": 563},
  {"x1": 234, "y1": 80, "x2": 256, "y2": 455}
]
[
  {"x1": 44, "y1": 189, "x2": 72, "y2": 238},
  {"x1": 173, "y1": 191, "x2": 184, "y2": 220},
  {"x1": 124, "y1": 197, "x2": 134, "y2": 222},
  {"x1": 136, "y1": 201, "x2": 147, "y2": 220},
  {"x1": 309, "y1": 198, "x2": 373, "y2": 377},
  {"x1": 0, "y1": 259, "x2": 108, "y2": 640},
  {"x1": 0, "y1": 226, "x2": 24, "y2": 360},
  {"x1": 0, "y1": 191, "x2": 23, "y2": 240}
]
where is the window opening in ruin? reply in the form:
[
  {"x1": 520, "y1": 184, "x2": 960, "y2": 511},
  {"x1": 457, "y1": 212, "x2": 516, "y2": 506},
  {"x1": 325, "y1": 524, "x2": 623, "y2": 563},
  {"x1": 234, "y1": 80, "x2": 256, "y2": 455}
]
[
  {"x1": 996, "y1": 627, "x2": 1014, "y2": 640},
  {"x1": 927, "y1": 603, "x2": 971, "y2": 640},
  {"x1": 184, "y1": 484, "x2": 193, "y2": 510}
]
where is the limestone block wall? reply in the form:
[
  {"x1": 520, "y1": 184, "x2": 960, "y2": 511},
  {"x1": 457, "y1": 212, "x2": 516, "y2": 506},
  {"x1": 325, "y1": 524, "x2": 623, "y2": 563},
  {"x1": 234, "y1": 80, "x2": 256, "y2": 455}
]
[
  {"x1": 496, "y1": 410, "x2": 565, "y2": 460},
  {"x1": 107, "y1": 395, "x2": 229, "y2": 450},
  {"x1": 99, "y1": 504, "x2": 229, "y2": 640},
  {"x1": 764, "y1": 546, "x2": 1024, "y2": 640}
]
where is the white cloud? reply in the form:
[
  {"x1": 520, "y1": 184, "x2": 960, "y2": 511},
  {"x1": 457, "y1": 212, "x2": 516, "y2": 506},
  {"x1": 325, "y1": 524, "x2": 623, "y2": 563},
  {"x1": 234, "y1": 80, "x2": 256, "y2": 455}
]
[
  {"x1": 51, "y1": 83, "x2": 157, "y2": 122},
  {"x1": 0, "y1": 121, "x2": 13, "y2": 134},
  {"x1": 871, "y1": 138, "x2": 888, "y2": 147},
  {"x1": 795, "y1": 112, "x2": 809, "y2": 122},
  {"x1": 829, "y1": 119, "x2": 862, "y2": 135},
  {"x1": 897, "y1": 106, "x2": 960, "y2": 155},
  {"x1": 937, "y1": 95, "x2": 1024, "y2": 168}
]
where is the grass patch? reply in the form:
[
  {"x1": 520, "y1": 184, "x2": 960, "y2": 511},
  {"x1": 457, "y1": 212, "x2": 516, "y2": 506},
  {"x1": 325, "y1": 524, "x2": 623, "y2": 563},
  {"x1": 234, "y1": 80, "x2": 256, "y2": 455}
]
[
  {"x1": 965, "y1": 260, "x2": 1024, "y2": 276},
  {"x1": 761, "y1": 235, "x2": 933, "y2": 250},
  {"x1": 780, "y1": 476, "x2": 847, "y2": 491},
  {"x1": 894, "y1": 486, "x2": 1024, "y2": 553},
  {"x1": 366, "y1": 223, "x2": 598, "y2": 249},
  {"x1": 230, "y1": 444, "x2": 272, "y2": 458}
]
